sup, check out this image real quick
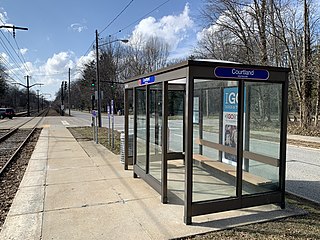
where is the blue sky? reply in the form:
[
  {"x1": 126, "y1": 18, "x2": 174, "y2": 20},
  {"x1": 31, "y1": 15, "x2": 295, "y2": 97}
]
[{"x1": 0, "y1": 0, "x2": 204, "y2": 100}]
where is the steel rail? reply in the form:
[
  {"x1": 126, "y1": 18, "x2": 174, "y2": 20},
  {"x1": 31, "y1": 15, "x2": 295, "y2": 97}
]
[
  {"x1": 0, "y1": 128, "x2": 37, "y2": 175},
  {"x1": 0, "y1": 110, "x2": 47, "y2": 176},
  {"x1": 0, "y1": 108, "x2": 49, "y2": 142}
]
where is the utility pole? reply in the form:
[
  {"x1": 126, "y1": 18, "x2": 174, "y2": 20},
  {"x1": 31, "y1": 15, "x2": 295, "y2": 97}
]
[
  {"x1": 61, "y1": 81, "x2": 64, "y2": 116},
  {"x1": 26, "y1": 75, "x2": 30, "y2": 116},
  {"x1": 13, "y1": 76, "x2": 43, "y2": 117},
  {"x1": 37, "y1": 89, "x2": 40, "y2": 113},
  {"x1": 0, "y1": 25, "x2": 28, "y2": 38},
  {"x1": 93, "y1": 35, "x2": 128, "y2": 127},
  {"x1": 68, "y1": 68, "x2": 71, "y2": 116},
  {"x1": 95, "y1": 30, "x2": 102, "y2": 127}
]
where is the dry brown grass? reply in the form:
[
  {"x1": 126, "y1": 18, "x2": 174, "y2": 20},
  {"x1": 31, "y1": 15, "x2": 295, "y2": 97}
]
[{"x1": 68, "y1": 126, "x2": 121, "y2": 154}]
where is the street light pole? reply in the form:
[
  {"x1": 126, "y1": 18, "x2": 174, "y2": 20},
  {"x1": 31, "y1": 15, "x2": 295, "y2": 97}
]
[
  {"x1": 95, "y1": 30, "x2": 102, "y2": 127},
  {"x1": 94, "y1": 34, "x2": 128, "y2": 127}
]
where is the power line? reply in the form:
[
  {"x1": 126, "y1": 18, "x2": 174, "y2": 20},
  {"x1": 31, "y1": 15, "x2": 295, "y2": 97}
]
[
  {"x1": 99, "y1": 0, "x2": 134, "y2": 35},
  {"x1": 0, "y1": 37, "x2": 25, "y2": 83},
  {"x1": 0, "y1": 19, "x2": 31, "y2": 80},
  {"x1": 109, "y1": 0, "x2": 171, "y2": 37},
  {"x1": 32, "y1": 72, "x2": 69, "y2": 77},
  {"x1": 83, "y1": 40, "x2": 95, "y2": 58},
  {"x1": 0, "y1": 31, "x2": 30, "y2": 75},
  {"x1": 81, "y1": 0, "x2": 134, "y2": 60},
  {"x1": 80, "y1": 0, "x2": 171, "y2": 76},
  {"x1": 14, "y1": 37, "x2": 31, "y2": 74},
  {"x1": 0, "y1": 31, "x2": 30, "y2": 83}
]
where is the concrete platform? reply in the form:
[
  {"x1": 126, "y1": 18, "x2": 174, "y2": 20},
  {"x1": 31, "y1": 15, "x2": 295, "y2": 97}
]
[{"x1": 0, "y1": 118, "x2": 304, "y2": 240}]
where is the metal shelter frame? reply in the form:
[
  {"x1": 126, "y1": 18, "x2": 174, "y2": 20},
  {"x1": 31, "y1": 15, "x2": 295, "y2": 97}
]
[{"x1": 123, "y1": 59, "x2": 290, "y2": 225}]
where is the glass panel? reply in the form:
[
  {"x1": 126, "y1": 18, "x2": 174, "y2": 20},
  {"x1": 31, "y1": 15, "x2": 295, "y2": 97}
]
[
  {"x1": 242, "y1": 82, "x2": 282, "y2": 194},
  {"x1": 166, "y1": 85, "x2": 185, "y2": 203},
  {"x1": 136, "y1": 87, "x2": 147, "y2": 170},
  {"x1": 128, "y1": 89, "x2": 134, "y2": 160},
  {"x1": 192, "y1": 79, "x2": 238, "y2": 202},
  {"x1": 149, "y1": 84, "x2": 162, "y2": 181},
  {"x1": 167, "y1": 90, "x2": 184, "y2": 152}
]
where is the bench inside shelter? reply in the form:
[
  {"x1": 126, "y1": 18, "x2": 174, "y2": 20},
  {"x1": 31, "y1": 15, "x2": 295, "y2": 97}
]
[{"x1": 193, "y1": 138, "x2": 279, "y2": 187}]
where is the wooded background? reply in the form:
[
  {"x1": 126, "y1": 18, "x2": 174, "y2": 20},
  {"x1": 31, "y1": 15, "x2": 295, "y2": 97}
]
[{"x1": 1, "y1": 0, "x2": 319, "y2": 129}]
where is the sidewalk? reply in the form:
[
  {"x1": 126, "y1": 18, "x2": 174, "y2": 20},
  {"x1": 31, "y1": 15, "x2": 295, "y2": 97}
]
[
  {"x1": 0, "y1": 119, "x2": 303, "y2": 240},
  {"x1": 287, "y1": 133, "x2": 320, "y2": 144}
]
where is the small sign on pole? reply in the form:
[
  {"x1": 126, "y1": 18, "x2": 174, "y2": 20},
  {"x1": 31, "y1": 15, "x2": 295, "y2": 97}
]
[
  {"x1": 91, "y1": 110, "x2": 98, "y2": 144},
  {"x1": 111, "y1": 100, "x2": 114, "y2": 150},
  {"x1": 92, "y1": 110, "x2": 97, "y2": 118},
  {"x1": 107, "y1": 105, "x2": 110, "y2": 146}
]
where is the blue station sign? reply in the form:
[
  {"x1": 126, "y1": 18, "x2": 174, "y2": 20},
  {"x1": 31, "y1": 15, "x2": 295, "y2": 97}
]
[
  {"x1": 139, "y1": 76, "x2": 155, "y2": 85},
  {"x1": 214, "y1": 67, "x2": 269, "y2": 80}
]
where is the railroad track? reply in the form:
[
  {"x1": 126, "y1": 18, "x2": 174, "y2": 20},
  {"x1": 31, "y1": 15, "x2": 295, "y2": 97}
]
[{"x1": 0, "y1": 109, "x2": 48, "y2": 176}]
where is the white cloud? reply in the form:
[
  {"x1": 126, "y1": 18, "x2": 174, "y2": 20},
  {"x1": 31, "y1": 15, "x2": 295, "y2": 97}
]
[
  {"x1": 130, "y1": 3, "x2": 194, "y2": 51},
  {"x1": 0, "y1": 8, "x2": 14, "y2": 34},
  {"x1": 76, "y1": 50, "x2": 95, "y2": 68},
  {"x1": 20, "y1": 48, "x2": 28, "y2": 55},
  {"x1": 74, "y1": 50, "x2": 95, "y2": 78},
  {"x1": 42, "y1": 51, "x2": 75, "y2": 75},
  {"x1": 31, "y1": 51, "x2": 95, "y2": 97},
  {"x1": 70, "y1": 23, "x2": 87, "y2": 33},
  {"x1": 0, "y1": 52, "x2": 9, "y2": 63},
  {"x1": 0, "y1": 8, "x2": 8, "y2": 24}
]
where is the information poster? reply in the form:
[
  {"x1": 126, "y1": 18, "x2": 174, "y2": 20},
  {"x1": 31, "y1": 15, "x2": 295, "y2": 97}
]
[
  {"x1": 222, "y1": 87, "x2": 245, "y2": 165},
  {"x1": 193, "y1": 97, "x2": 199, "y2": 124}
]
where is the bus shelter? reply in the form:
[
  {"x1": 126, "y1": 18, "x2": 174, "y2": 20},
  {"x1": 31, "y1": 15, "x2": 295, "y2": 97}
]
[{"x1": 123, "y1": 59, "x2": 290, "y2": 224}]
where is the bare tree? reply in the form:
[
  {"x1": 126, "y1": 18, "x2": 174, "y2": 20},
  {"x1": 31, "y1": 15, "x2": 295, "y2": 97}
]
[
  {"x1": 300, "y1": 0, "x2": 313, "y2": 128},
  {"x1": 197, "y1": 0, "x2": 319, "y2": 128},
  {"x1": 123, "y1": 34, "x2": 170, "y2": 77},
  {"x1": 313, "y1": 45, "x2": 320, "y2": 126},
  {"x1": 143, "y1": 36, "x2": 169, "y2": 72}
]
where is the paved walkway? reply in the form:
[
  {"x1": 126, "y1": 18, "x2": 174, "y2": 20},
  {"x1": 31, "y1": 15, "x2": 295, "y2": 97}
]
[
  {"x1": 287, "y1": 133, "x2": 320, "y2": 144},
  {"x1": 0, "y1": 117, "x2": 303, "y2": 240}
]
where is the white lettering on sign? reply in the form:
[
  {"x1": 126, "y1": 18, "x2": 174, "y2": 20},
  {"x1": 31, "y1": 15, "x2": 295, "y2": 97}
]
[
  {"x1": 232, "y1": 68, "x2": 255, "y2": 76},
  {"x1": 225, "y1": 92, "x2": 238, "y2": 105}
]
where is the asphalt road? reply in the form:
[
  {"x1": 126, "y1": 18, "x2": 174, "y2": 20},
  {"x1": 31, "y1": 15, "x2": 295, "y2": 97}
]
[
  {"x1": 69, "y1": 110, "x2": 320, "y2": 203},
  {"x1": 286, "y1": 145, "x2": 320, "y2": 203}
]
